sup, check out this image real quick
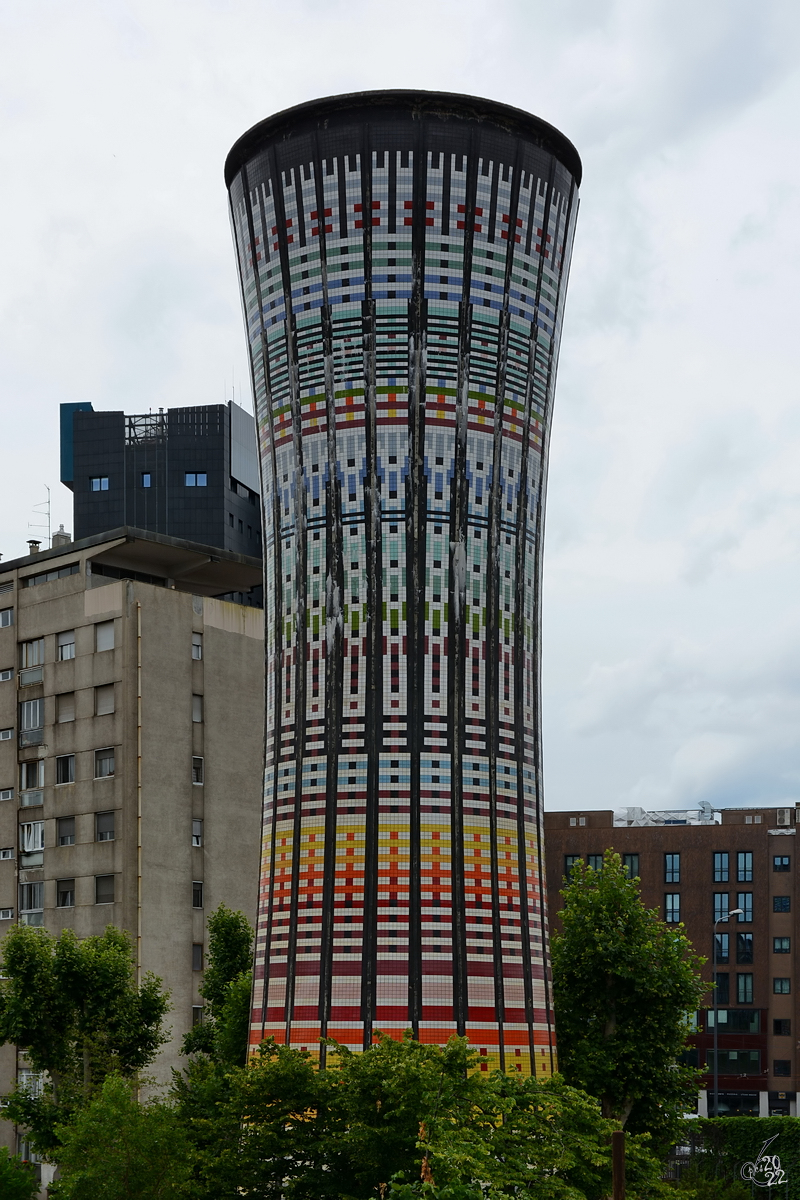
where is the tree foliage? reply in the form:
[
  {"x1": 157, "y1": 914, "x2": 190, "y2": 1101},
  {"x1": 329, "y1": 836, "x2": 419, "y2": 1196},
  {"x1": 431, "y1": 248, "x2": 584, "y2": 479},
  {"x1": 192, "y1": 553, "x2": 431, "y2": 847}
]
[
  {"x1": 0, "y1": 1147, "x2": 39, "y2": 1200},
  {"x1": 51, "y1": 1073, "x2": 193, "y2": 1200},
  {"x1": 551, "y1": 850, "x2": 706, "y2": 1147},
  {"x1": 0, "y1": 924, "x2": 170, "y2": 1153},
  {"x1": 173, "y1": 1032, "x2": 672, "y2": 1200},
  {"x1": 181, "y1": 904, "x2": 253, "y2": 1067}
]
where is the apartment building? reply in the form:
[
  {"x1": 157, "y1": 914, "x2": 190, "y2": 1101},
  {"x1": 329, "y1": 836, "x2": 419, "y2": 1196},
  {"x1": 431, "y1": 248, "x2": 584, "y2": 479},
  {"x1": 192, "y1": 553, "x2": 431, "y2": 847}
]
[
  {"x1": 0, "y1": 527, "x2": 264, "y2": 1148},
  {"x1": 545, "y1": 805, "x2": 799, "y2": 1118}
]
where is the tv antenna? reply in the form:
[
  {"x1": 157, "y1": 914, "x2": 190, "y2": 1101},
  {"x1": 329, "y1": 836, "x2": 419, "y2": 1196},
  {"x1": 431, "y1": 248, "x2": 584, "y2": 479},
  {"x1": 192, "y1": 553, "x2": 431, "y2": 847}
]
[{"x1": 29, "y1": 486, "x2": 51, "y2": 548}]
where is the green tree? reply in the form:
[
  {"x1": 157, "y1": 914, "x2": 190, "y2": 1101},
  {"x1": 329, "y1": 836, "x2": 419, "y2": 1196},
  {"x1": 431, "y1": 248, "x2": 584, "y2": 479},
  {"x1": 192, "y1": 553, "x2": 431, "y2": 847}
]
[
  {"x1": 551, "y1": 850, "x2": 706, "y2": 1148},
  {"x1": 51, "y1": 1072, "x2": 193, "y2": 1200},
  {"x1": 181, "y1": 904, "x2": 253, "y2": 1067},
  {"x1": 0, "y1": 924, "x2": 170, "y2": 1154},
  {"x1": 0, "y1": 1147, "x2": 39, "y2": 1200}
]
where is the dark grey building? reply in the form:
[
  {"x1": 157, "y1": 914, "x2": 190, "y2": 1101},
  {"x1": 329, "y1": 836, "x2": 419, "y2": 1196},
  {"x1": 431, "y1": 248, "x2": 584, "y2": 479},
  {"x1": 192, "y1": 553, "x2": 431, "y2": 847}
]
[
  {"x1": 226, "y1": 91, "x2": 581, "y2": 1073},
  {"x1": 60, "y1": 401, "x2": 263, "y2": 561}
]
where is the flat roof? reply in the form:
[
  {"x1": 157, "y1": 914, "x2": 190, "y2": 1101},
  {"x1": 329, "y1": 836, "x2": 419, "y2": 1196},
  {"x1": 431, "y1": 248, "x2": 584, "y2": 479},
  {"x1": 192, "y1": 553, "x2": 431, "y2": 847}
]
[{"x1": 225, "y1": 89, "x2": 582, "y2": 189}]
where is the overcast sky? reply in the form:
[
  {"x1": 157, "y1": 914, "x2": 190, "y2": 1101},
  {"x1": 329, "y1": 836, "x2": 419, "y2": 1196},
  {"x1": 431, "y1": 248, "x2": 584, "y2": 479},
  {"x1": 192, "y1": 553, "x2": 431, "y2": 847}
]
[{"x1": 1, "y1": 0, "x2": 799, "y2": 814}]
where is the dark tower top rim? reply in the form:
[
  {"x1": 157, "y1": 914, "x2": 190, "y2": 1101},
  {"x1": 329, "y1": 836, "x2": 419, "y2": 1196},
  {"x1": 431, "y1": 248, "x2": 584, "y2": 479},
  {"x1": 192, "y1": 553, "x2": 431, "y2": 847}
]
[{"x1": 224, "y1": 89, "x2": 582, "y2": 189}]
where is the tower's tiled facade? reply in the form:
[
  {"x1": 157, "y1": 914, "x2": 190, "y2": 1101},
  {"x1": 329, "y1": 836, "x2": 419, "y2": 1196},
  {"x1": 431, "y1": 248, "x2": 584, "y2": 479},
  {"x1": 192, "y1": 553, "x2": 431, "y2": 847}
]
[{"x1": 226, "y1": 92, "x2": 581, "y2": 1075}]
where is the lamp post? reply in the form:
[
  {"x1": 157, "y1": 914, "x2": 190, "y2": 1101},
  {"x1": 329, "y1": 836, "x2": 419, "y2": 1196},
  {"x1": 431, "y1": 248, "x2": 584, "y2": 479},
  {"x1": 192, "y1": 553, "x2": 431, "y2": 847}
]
[{"x1": 712, "y1": 908, "x2": 744, "y2": 1118}]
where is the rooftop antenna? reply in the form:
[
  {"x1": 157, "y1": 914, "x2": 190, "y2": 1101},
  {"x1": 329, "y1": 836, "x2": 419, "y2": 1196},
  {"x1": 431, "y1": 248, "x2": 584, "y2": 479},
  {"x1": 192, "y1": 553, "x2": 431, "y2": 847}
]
[{"x1": 29, "y1": 485, "x2": 51, "y2": 548}]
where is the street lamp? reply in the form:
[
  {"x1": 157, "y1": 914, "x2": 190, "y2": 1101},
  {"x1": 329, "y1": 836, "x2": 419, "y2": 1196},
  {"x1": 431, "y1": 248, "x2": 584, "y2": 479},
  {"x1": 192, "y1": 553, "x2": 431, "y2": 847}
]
[{"x1": 712, "y1": 908, "x2": 744, "y2": 1119}]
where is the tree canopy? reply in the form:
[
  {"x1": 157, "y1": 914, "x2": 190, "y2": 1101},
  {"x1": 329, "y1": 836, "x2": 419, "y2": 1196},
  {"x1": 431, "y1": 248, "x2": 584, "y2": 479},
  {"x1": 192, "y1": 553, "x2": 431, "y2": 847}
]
[
  {"x1": 181, "y1": 904, "x2": 253, "y2": 1067},
  {"x1": 0, "y1": 924, "x2": 170, "y2": 1153},
  {"x1": 551, "y1": 849, "x2": 706, "y2": 1147}
]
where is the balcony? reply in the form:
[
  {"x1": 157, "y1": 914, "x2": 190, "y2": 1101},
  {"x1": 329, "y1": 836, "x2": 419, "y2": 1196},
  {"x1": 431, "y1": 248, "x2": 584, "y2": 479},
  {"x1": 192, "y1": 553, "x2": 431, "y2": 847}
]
[{"x1": 19, "y1": 729, "x2": 43, "y2": 748}]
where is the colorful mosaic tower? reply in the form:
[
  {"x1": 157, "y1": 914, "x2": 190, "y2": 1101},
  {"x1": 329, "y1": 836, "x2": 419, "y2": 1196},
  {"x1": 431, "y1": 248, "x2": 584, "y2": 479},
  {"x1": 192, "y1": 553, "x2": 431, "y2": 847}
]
[{"x1": 225, "y1": 92, "x2": 581, "y2": 1076}]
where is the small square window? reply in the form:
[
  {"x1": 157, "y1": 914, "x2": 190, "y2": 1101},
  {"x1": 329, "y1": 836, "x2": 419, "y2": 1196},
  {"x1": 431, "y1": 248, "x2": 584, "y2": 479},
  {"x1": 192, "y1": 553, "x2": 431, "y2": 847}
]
[
  {"x1": 95, "y1": 684, "x2": 115, "y2": 716},
  {"x1": 192, "y1": 881, "x2": 204, "y2": 909},
  {"x1": 0, "y1": 668, "x2": 12, "y2": 681},
  {"x1": 192, "y1": 633, "x2": 203, "y2": 661},
  {"x1": 192, "y1": 943, "x2": 203, "y2": 971},
  {"x1": 141, "y1": 473, "x2": 151, "y2": 488},
  {"x1": 89, "y1": 476, "x2": 109, "y2": 491},
  {"x1": 56, "y1": 755, "x2": 75, "y2": 785},
  {"x1": 774, "y1": 1019, "x2": 792, "y2": 1036},
  {"x1": 57, "y1": 878, "x2": 75, "y2": 908},
  {"x1": 58, "y1": 817, "x2": 75, "y2": 846},
  {"x1": 95, "y1": 874, "x2": 115, "y2": 904},
  {"x1": 95, "y1": 621, "x2": 114, "y2": 652},
  {"x1": 57, "y1": 630, "x2": 75, "y2": 661},
  {"x1": 56, "y1": 692, "x2": 75, "y2": 723},
  {"x1": 96, "y1": 811, "x2": 115, "y2": 842},
  {"x1": 774, "y1": 1059, "x2": 791, "y2": 1077},
  {"x1": 192, "y1": 818, "x2": 203, "y2": 847},
  {"x1": 192, "y1": 695, "x2": 203, "y2": 723},
  {"x1": 774, "y1": 977, "x2": 791, "y2": 994},
  {"x1": 0, "y1": 907, "x2": 13, "y2": 920},
  {"x1": 94, "y1": 748, "x2": 115, "y2": 778},
  {"x1": 774, "y1": 896, "x2": 791, "y2": 913},
  {"x1": 0, "y1": 847, "x2": 13, "y2": 860},
  {"x1": 774, "y1": 856, "x2": 791, "y2": 872},
  {"x1": 774, "y1": 936, "x2": 791, "y2": 953},
  {"x1": 0, "y1": 608, "x2": 13, "y2": 628},
  {"x1": 192, "y1": 757, "x2": 204, "y2": 785},
  {"x1": 0, "y1": 787, "x2": 13, "y2": 800}
]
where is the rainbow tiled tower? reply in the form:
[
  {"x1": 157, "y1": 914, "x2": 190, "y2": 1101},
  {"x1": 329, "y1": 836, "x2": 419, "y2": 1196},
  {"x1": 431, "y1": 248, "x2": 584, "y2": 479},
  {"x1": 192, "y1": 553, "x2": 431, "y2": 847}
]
[{"x1": 225, "y1": 92, "x2": 580, "y2": 1075}]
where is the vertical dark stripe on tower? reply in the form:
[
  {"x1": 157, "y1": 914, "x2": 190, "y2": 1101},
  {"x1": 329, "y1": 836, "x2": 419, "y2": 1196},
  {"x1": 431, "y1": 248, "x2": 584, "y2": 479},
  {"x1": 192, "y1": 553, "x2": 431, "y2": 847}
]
[
  {"x1": 530, "y1": 176, "x2": 578, "y2": 1071},
  {"x1": 236, "y1": 164, "x2": 284, "y2": 1044},
  {"x1": 267, "y1": 150, "x2": 307, "y2": 1045},
  {"x1": 448, "y1": 131, "x2": 479, "y2": 1038},
  {"x1": 360, "y1": 132, "x2": 384, "y2": 1048},
  {"x1": 314, "y1": 146, "x2": 344, "y2": 1063},
  {"x1": 406, "y1": 123, "x2": 428, "y2": 1035}
]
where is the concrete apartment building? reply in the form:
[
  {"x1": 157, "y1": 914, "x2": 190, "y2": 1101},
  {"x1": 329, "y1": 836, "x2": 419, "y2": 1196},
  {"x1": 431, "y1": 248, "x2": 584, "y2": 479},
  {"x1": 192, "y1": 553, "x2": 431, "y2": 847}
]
[
  {"x1": 0, "y1": 527, "x2": 265, "y2": 1150},
  {"x1": 545, "y1": 804, "x2": 800, "y2": 1118}
]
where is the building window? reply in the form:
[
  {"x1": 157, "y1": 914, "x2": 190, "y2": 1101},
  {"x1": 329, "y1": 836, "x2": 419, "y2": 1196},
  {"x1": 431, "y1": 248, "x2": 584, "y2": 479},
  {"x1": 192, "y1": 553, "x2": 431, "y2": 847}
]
[
  {"x1": 714, "y1": 972, "x2": 730, "y2": 1005},
  {"x1": 58, "y1": 817, "x2": 75, "y2": 846},
  {"x1": 774, "y1": 977, "x2": 791, "y2": 994},
  {"x1": 19, "y1": 882, "x2": 43, "y2": 925},
  {"x1": 95, "y1": 811, "x2": 115, "y2": 842},
  {"x1": 192, "y1": 632, "x2": 203, "y2": 660},
  {"x1": 95, "y1": 684, "x2": 115, "y2": 716},
  {"x1": 622, "y1": 854, "x2": 639, "y2": 879},
  {"x1": 0, "y1": 668, "x2": 12, "y2": 681},
  {"x1": 95, "y1": 875, "x2": 115, "y2": 904},
  {"x1": 0, "y1": 847, "x2": 14, "y2": 860},
  {"x1": 95, "y1": 620, "x2": 115, "y2": 652},
  {"x1": 141, "y1": 473, "x2": 151, "y2": 488},
  {"x1": 20, "y1": 761, "x2": 43, "y2": 792},
  {"x1": 89, "y1": 476, "x2": 109, "y2": 491},
  {"x1": 0, "y1": 608, "x2": 13, "y2": 627},
  {"x1": 94, "y1": 748, "x2": 115, "y2": 778},
  {"x1": 714, "y1": 852, "x2": 729, "y2": 882},
  {"x1": 774, "y1": 1060, "x2": 791, "y2": 1077},
  {"x1": 587, "y1": 855, "x2": 603, "y2": 871},
  {"x1": 56, "y1": 692, "x2": 75, "y2": 723},
  {"x1": 20, "y1": 638, "x2": 44, "y2": 669},
  {"x1": 0, "y1": 787, "x2": 13, "y2": 800},
  {"x1": 192, "y1": 695, "x2": 204, "y2": 723},
  {"x1": 57, "y1": 630, "x2": 75, "y2": 661},
  {"x1": 192, "y1": 1006, "x2": 204, "y2": 1026},
  {"x1": 714, "y1": 892, "x2": 729, "y2": 922},
  {"x1": 708, "y1": 1049, "x2": 760, "y2": 1075},
  {"x1": 0, "y1": 730, "x2": 12, "y2": 741},
  {"x1": 665, "y1": 894, "x2": 681, "y2": 923},
  {"x1": 665, "y1": 853, "x2": 680, "y2": 884},
  {"x1": 564, "y1": 855, "x2": 582, "y2": 876},
  {"x1": 56, "y1": 755, "x2": 75, "y2": 785},
  {"x1": 737, "y1": 893, "x2": 753, "y2": 922},
  {"x1": 738, "y1": 973, "x2": 754, "y2": 1003},
  {"x1": 774, "y1": 937, "x2": 791, "y2": 953},
  {"x1": 0, "y1": 908, "x2": 13, "y2": 920},
  {"x1": 19, "y1": 821, "x2": 44, "y2": 853},
  {"x1": 737, "y1": 851, "x2": 753, "y2": 882},
  {"x1": 185, "y1": 473, "x2": 207, "y2": 487},
  {"x1": 774, "y1": 896, "x2": 791, "y2": 913},
  {"x1": 736, "y1": 933, "x2": 754, "y2": 964},
  {"x1": 774, "y1": 1019, "x2": 792, "y2": 1036},
  {"x1": 192, "y1": 819, "x2": 203, "y2": 847},
  {"x1": 192, "y1": 881, "x2": 203, "y2": 909},
  {"x1": 57, "y1": 879, "x2": 75, "y2": 908},
  {"x1": 192, "y1": 944, "x2": 203, "y2": 971},
  {"x1": 774, "y1": 855, "x2": 791, "y2": 872},
  {"x1": 19, "y1": 698, "x2": 43, "y2": 732},
  {"x1": 192, "y1": 757, "x2": 204, "y2": 785},
  {"x1": 714, "y1": 932, "x2": 729, "y2": 964}
]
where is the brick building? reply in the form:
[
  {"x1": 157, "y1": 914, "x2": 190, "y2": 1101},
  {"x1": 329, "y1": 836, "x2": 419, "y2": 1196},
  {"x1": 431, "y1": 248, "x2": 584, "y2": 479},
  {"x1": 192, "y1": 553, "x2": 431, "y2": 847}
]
[{"x1": 545, "y1": 805, "x2": 799, "y2": 1117}]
